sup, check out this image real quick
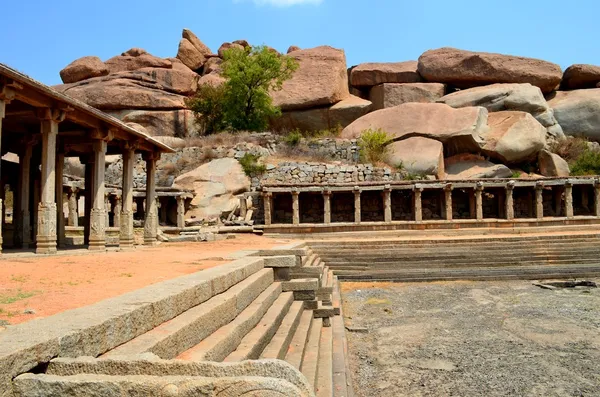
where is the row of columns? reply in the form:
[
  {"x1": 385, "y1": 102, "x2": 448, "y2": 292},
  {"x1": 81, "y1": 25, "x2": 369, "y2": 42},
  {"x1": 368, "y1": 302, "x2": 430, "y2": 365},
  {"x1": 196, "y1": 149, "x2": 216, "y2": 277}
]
[{"x1": 263, "y1": 181, "x2": 600, "y2": 226}]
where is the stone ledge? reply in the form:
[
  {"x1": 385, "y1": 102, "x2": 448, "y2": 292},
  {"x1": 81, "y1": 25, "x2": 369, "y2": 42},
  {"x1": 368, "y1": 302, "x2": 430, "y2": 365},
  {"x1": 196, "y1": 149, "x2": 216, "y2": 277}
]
[
  {"x1": 263, "y1": 255, "x2": 298, "y2": 268},
  {"x1": 282, "y1": 279, "x2": 319, "y2": 292}
]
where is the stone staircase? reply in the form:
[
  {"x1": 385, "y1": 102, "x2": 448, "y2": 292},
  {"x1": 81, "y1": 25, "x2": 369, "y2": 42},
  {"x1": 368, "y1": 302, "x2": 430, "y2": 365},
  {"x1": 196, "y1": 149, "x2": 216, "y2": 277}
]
[
  {"x1": 6, "y1": 246, "x2": 352, "y2": 397},
  {"x1": 308, "y1": 232, "x2": 600, "y2": 282}
]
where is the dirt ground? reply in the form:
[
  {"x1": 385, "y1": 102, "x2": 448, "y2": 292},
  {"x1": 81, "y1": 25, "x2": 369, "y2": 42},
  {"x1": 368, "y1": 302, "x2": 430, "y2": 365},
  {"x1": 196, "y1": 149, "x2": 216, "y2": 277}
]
[
  {"x1": 0, "y1": 235, "x2": 291, "y2": 326},
  {"x1": 342, "y1": 280, "x2": 600, "y2": 397}
]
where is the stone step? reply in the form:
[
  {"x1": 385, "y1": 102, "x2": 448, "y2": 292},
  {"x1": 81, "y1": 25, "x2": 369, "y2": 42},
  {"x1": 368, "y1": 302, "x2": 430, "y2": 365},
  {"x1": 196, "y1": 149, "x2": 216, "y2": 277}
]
[
  {"x1": 316, "y1": 324, "x2": 333, "y2": 397},
  {"x1": 320, "y1": 250, "x2": 600, "y2": 261},
  {"x1": 284, "y1": 310, "x2": 314, "y2": 370},
  {"x1": 324, "y1": 254, "x2": 600, "y2": 266},
  {"x1": 177, "y1": 282, "x2": 282, "y2": 362},
  {"x1": 104, "y1": 268, "x2": 275, "y2": 359},
  {"x1": 283, "y1": 278, "x2": 320, "y2": 292},
  {"x1": 301, "y1": 317, "x2": 323, "y2": 391},
  {"x1": 260, "y1": 301, "x2": 305, "y2": 360},
  {"x1": 224, "y1": 292, "x2": 294, "y2": 362},
  {"x1": 332, "y1": 280, "x2": 352, "y2": 397}
]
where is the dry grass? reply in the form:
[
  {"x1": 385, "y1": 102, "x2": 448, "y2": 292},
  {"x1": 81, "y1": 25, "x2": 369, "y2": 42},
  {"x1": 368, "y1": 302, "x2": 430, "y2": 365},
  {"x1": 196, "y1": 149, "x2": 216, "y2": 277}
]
[
  {"x1": 548, "y1": 136, "x2": 589, "y2": 162},
  {"x1": 184, "y1": 132, "x2": 270, "y2": 148}
]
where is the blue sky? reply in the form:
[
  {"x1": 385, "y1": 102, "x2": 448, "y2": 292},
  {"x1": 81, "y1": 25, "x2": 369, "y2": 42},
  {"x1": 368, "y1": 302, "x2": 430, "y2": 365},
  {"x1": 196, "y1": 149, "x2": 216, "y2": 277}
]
[{"x1": 1, "y1": 0, "x2": 599, "y2": 86}]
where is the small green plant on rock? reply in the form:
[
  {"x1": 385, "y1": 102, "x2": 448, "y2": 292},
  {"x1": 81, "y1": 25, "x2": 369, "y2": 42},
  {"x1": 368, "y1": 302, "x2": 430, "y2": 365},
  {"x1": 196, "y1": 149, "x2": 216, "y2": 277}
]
[
  {"x1": 570, "y1": 150, "x2": 600, "y2": 175},
  {"x1": 284, "y1": 129, "x2": 303, "y2": 147},
  {"x1": 239, "y1": 153, "x2": 267, "y2": 177},
  {"x1": 358, "y1": 128, "x2": 391, "y2": 164}
]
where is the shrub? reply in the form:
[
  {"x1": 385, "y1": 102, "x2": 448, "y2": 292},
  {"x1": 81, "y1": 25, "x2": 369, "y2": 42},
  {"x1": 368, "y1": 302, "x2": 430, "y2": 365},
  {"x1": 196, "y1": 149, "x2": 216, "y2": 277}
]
[
  {"x1": 570, "y1": 150, "x2": 600, "y2": 176},
  {"x1": 239, "y1": 153, "x2": 267, "y2": 177},
  {"x1": 185, "y1": 84, "x2": 228, "y2": 134},
  {"x1": 548, "y1": 136, "x2": 589, "y2": 163},
  {"x1": 284, "y1": 129, "x2": 303, "y2": 146},
  {"x1": 358, "y1": 128, "x2": 391, "y2": 163}
]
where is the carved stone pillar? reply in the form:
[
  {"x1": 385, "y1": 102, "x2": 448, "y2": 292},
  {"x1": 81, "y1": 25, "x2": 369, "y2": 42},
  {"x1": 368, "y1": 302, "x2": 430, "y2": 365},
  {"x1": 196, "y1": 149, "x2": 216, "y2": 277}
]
[
  {"x1": 565, "y1": 182, "x2": 574, "y2": 219},
  {"x1": 505, "y1": 182, "x2": 515, "y2": 220},
  {"x1": 56, "y1": 152, "x2": 65, "y2": 248},
  {"x1": 383, "y1": 187, "x2": 392, "y2": 223},
  {"x1": 475, "y1": 183, "x2": 484, "y2": 221},
  {"x1": 120, "y1": 147, "x2": 135, "y2": 249},
  {"x1": 104, "y1": 193, "x2": 111, "y2": 228},
  {"x1": 176, "y1": 196, "x2": 186, "y2": 228},
  {"x1": 263, "y1": 192, "x2": 272, "y2": 226},
  {"x1": 144, "y1": 152, "x2": 159, "y2": 246},
  {"x1": 89, "y1": 140, "x2": 107, "y2": 251},
  {"x1": 292, "y1": 191, "x2": 300, "y2": 225},
  {"x1": 354, "y1": 188, "x2": 361, "y2": 224},
  {"x1": 36, "y1": 108, "x2": 64, "y2": 254},
  {"x1": 113, "y1": 195, "x2": 121, "y2": 229},
  {"x1": 323, "y1": 190, "x2": 331, "y2": 225},
  {"x1": 444, "y1": 184, "x2": 453, "y2": 221},
  {"x1": 414, "y1": 187, "x2": 423, "y2": 222},
  {"x1": 535, "y1": 183, "x2": 544, "y2": 220},
  {"x1": 83, "y1": 158, "x2": 93, "y2": 245},
  {"x1": 67, "y1": 188, "x2": 79, "y2": 227},
  {"x1": 16, "y1": 140, "x2": 33, "y2": 248}
]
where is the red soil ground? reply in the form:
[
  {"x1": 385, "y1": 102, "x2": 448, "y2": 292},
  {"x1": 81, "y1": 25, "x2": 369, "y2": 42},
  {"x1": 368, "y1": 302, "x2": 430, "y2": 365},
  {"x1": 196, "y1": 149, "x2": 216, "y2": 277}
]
[{"x1": 0, "y1": 235, "x2": 293, "y2": 326}]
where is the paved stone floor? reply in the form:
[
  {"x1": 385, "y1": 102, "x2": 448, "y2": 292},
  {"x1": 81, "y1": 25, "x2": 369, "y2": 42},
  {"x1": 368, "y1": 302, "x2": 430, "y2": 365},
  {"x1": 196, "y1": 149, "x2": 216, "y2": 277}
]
[{"x1": 342, "y1": 280, "x2": 600, "y2": 397}]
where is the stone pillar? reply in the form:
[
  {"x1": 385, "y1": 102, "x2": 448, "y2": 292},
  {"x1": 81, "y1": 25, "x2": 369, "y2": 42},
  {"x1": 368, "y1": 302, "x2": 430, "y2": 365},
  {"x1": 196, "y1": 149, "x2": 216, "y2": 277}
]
[
  {"x1": 535, "y1": 183, "x2": 544, "y2": 220},
  {"x1": 144, "y1": 152, "x2": 159, "y2": 246},
  {"x1": 565, "y1": 182, "x2": 574, "y2": 219},
  {"x1": 263, "y1": 192, "x2": 272, "y2": 226},
  {"x1": 323, "y1": 191, "x2": 332, "y2": 225},
  {"x1": 239, "y1": 196, "x2": 248, "y2": 219},
  {"x1": 83, "y1": 159, "x2": 93, "y2": 245},
  {"x1": 291, "y1": 191, "x2": 300, "y2": 225},
  {"x1": 89, "y1": 140, "x2": 107, "y2": 251},
  {"x1": 36, "y1": 109, "x2": 63, "y2": 254},
  {"x1": 383, "y1": 187, "x2": 392, "y2": 223},
  {"x1": 56, "y1": 152, "x2": 65, "y2": 248},
  {"x1": 505, "y1": 182, "x2": 515, "y2": 221},
  {"x1": 16, "y1": 141, "x2": 33, "y2": 248},
  {"x1": 176, "y1": 196, "x2": 186, "y2": 228},
  {"x1": 353, "y1": 189, "x2": 361, "y2": 224},
  {"x1": 67, "y1": 188, "x2": 79, "y2": 227},
  {"x1": 595, "y1": 180, "x2": 600, "y2": 218},
  {"x1": 444, "y1": 185, "x2": 453, "y2": 221},
  {"x1": 475, "y1": 184, "x2": 484, "y2": 221},
  {"x1": 104, "y1": 193, "x2": 111, "y2": 228},
  {"x1": 113, "y1": 196, "x2": 121, "y2": 229},
  {"x1": 414, "y1": 187, "x2": 423, "y2": 222},
  {"x1": 120, "y1": 147, "x2": 135, "y2": 249}
]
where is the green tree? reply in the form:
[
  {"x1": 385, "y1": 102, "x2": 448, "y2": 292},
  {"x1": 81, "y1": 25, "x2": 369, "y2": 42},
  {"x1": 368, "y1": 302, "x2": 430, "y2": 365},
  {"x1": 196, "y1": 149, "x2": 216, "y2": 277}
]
[{"x1": 188, "y1": 45, "x2": 298, "y2": 134}]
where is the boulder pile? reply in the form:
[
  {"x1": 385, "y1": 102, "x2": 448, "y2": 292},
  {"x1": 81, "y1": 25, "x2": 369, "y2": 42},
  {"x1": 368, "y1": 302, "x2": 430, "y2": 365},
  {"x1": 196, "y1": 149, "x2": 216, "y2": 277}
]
[{"x1": 55, "y1": 29, "x2": 600, "y2": 180}]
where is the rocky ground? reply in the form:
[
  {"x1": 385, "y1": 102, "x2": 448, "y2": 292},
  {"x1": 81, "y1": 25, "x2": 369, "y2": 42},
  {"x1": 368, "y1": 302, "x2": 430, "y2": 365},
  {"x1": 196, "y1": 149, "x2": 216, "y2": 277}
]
[{"x1": 341, "y1": 280, "x2": 600, "y2": 397}]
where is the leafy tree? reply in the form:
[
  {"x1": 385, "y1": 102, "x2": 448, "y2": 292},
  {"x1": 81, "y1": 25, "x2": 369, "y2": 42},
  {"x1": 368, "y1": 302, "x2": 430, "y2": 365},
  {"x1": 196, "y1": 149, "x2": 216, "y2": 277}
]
[
  {"x1": 187, "y1": 45, "x2": 298, "y2": 133},
  {"x1": 186, "y1": 84, "x2": 228, "y2": 134}
]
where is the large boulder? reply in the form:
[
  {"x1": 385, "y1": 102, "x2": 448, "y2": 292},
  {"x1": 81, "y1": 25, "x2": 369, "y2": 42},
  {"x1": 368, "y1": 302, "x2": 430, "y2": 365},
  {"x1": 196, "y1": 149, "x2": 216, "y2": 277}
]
[
  {"x1": 418, "y1": 47, "x2": 562, "y2": 94},
  {"x1": 203, "y1": 57, "x2": 223, "y2": 75},
  {"x1": 173, "y1": 158, "x2": 251, "y2": 220},
  {"x1": 350, "y1": 61, "x2": 421, "y2": 87},
  {"x1": 271, "y1": 95, "x2": 372, "y2": 132},
  {"x1": 152, "y1": 136, "x2": 187, "y2": 149},
  {"x1": 108, "y1": 66, "x2": 198, "y2": 95},
  {"x1": 370, "y1": 83, "x2": 445, "y2": 110},
  {"x1": 341, "y1": 103, "x2": 488, "y2": 154},
  {"x1": 271, "y1": 46, "x2": 350, "y2": 111},
  {"x1": 176, "y1": 39, "x2": 207, "y2": 71},
  {"x1": 561, "y1": 64, "x2": 600, "y2": 90},
  {"x1": 183, "y1": 29, "x2": 212, "y2": 55},
  {"x1": 104, "y1": 52, "x2": 172, "y2": 74},
  {"x1": 438, "y1": 83, "x2": 563, "y2": 137},
  {"x1": 538, "y1": 149, "x2": 570, "y2": 177},
  {"x1": 445, "y1": 154, "x2": 512, "y2": 180},
  {"x1": 59, "y1": 56, "x2": 109, "y2": 84},
  {"x1": 480, "y1": 111, "x2": 547, "y2": 164},
  {"x1": 109, "y1": 109, "x2": 198, "y2": 137},
  {"x1": 385, "y1": 137, "x2": 444, "y2": 179},
  {"x1": 548, "y1": 89, "x2": 600, "y2": 140},
  {"x1": 198, "y1": 73, "x2": 226, "y2": 88},
  {"x1": 218, "y1": 42, "x2": 245, "y2": 58}
]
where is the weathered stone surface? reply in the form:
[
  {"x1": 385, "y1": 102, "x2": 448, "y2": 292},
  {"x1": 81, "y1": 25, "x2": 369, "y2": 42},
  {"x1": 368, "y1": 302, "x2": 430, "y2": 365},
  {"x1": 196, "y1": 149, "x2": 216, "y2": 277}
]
[
  {"x1": 122, "y1": 48, "x2": 148, "y2": 57},
  {"x1": 115, "y1": 66, "x2": 198, "y2": 95},
  {"x1": 183, "y1": 29, "x2": 212, "y2": 55},
  {"x1": 418, "y1": 47, "x2": 562, "y2": 94},
  {"x1": 203, "y1": 57, "x2": 223, "y2": 75},
  {"x1": 177, "y1": 39, "x2": 207, "y2": 71},
  {"x1": 561, "y1": 64, "x2": 600, "y2": 90},
  {"x1": 109, "y1": 109, "x2": 198, "y2": 137},
  {"x1": 58, "y1": 76, "x2": 186, "y2": 110},
  {"x1": 350, "y1": 61, "x2": 422, "y2": 87},
  {"x1": 173, "y1": 158, "x2": 251, "y2": 220},
  {"x1": 287, "y1": 46, "x2": 301, "y2": 53},
  {"x1": 59, "y1": 56, "x2": 109, "y2": 84},
  {"x1": 271, "y1": 95, "x2": 371, "y2": 132},
  {"x1": 218, "y1": 42, "x2": 245, "y2": 58},
  {"x1": 538, "y1": 149, "x2": 570, "y2": 177},
  {"x1": 370, "y1": 83, "x2": 445, "y2": 109},
  {"x1": 548, "y1": 89, "x2": 600, "y2": 140},
  {"x1": 480, "y1": 111, "x2": 547, "y2": 164},
  {"x1": 152, "y1": 136, "x2": 187, "y2": 149},
  {"x1": 385, "y1": 137, "x2": 444, "y2": 179},
  {"x1": 272, "y1": 46, "x2": 350, "y2": 111},
  {"x1": 341, "y1": 103, "x2": 487, "y2": 154},
  {"x1": 233, "y1": 39, "x2": 250, "y2": 48},
  {"x1": 445, "y1": 154, "x2": 512, "y2": 180},
  {"x1": 438, "y1": 83, "x2": 562, "y2": 135},
  {"x1": 104, "y1": 53, "x2": 172, "y2": 74},
  {"x1": 198, "y1": 73, "x2": 226, "y2": 88}
]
